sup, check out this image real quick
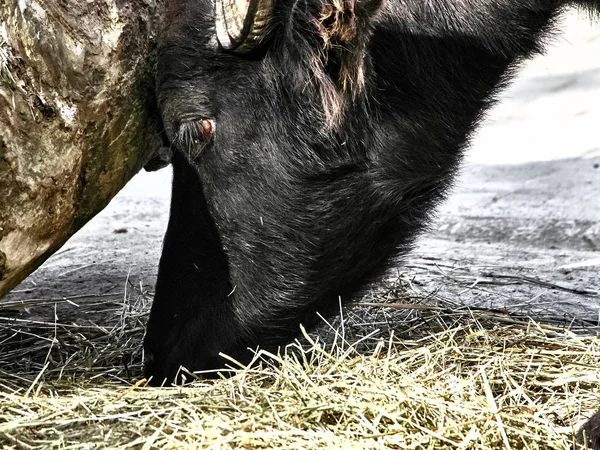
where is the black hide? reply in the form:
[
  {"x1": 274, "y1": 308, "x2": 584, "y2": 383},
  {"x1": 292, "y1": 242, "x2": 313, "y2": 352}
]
[{"x1": 144, "y1": 0, "x2": 600, "y2": 395}]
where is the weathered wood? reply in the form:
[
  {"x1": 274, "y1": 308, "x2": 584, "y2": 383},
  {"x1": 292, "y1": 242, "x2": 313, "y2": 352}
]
[{"x1": 0, "y1": 0, "x2": 164, "y2": 296}]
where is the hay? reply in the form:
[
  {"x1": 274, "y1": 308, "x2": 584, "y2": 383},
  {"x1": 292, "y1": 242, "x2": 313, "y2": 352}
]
[{"x1": 0, "y1": 278, "x2": 599, "y2": 449}]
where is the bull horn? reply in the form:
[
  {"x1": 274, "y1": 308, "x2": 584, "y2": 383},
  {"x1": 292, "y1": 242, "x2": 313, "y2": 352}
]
[{"x1": 215, "y1": 0, "x2": 274, "y2": 53}]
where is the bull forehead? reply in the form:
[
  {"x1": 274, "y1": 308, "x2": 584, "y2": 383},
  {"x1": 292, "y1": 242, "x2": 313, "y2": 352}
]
[{"x1": 156, "y1": 0, "x2": 381, "y2": 128}]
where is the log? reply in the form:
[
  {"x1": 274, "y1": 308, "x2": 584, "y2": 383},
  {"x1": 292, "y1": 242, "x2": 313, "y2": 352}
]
[{"x1": 0, "y1": 0, "x2": 165, "y2": 297}]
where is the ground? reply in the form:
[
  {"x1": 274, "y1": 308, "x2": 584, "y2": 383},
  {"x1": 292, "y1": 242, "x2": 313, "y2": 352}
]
[{"x1": 2, "y1": 10, "x2": 600, "y2": 356}]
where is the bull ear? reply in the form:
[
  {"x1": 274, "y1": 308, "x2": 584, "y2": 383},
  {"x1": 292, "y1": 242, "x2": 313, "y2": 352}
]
[
  {"x1": 318, "y1": 0, "x2": 383, "y2": 45},
  {"x1": 215, "y1": 0, "x2": 274, "y2": 53},
  {"x1": 316, "y1": 0, "x2": 383, "y2": 93}
]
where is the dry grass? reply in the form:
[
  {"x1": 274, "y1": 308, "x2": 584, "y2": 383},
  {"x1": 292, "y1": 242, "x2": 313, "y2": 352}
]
[{"x1": 0, "y1": 276, "x2": 599, "y2": 450}]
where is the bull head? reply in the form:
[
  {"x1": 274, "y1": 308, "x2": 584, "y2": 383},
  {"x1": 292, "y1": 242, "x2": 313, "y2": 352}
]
[{"x1": 146, "y1": 0, "x2": 388, "y2": 385}]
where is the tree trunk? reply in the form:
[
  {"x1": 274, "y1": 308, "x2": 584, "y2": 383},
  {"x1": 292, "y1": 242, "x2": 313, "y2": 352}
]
[{"x1": 0, "y1": 0, "x2": 164, "y2": 297}]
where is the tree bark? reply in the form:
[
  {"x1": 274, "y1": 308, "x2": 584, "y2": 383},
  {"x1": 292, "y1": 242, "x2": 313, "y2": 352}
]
[{"x1": 0, "y1": 0, "x2": 164, "y2": 296}]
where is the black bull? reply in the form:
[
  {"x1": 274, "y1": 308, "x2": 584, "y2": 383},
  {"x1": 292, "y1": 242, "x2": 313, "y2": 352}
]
[{"x1": 144, "y1": 0, "x2": 598, "y2": 404}]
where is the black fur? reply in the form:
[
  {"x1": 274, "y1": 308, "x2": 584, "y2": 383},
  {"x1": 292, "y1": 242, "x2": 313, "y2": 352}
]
[
  {"x1": 144, "y1": 0, "x2": 599, "y2": 392},
  {"x1": 577, "y1": 410, "x2": 600, "y2": 449}
]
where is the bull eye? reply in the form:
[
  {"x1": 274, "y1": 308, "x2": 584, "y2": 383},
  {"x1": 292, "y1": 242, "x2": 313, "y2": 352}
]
[
  {"x1": 200, "y1": 118, "x2": 214, "y2": 140},
  {"x1": 175, "y1": 119, "x2": 215, "y2": 156}
]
